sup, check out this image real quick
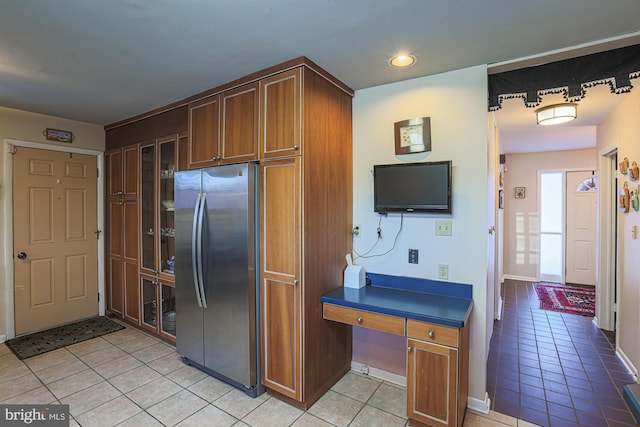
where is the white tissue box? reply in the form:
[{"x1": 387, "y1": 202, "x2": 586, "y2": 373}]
[{"x1": 344, "y1": 265, "x2": 366, "y2": 289}]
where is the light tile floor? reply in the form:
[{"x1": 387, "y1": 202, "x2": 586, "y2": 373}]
[{"x1": 1, "y1": 323, "x2": 536, "y2": 426}]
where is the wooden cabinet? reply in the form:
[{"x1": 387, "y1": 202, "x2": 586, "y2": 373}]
[
  {"x1": 188, "y1": 82, "x2": 259, "y2": 169},
  {"x1": 107, "y1": 145, "x2": 138, "y2": 198},
  {"x1": 140, "y1": 275, "x2": 176, "y2": 341},
  {"x1": 260, "y1": 68, "x2": 301, "y2": 159},
  {"x1": 139, "y1": 135, "x2": 177, "y2": 342},
  {"x1": 322, "y1": 303, "x2": 469, "y2": 427},
  {"x1": 188, "y1": 96, "x2": 220, "y2": 168},
  {"x1": 407, "y1": 320, "x2": 469, "y2": 427},
  {"x1": 106, "y1": 146, "x2": 139, "y2": 324},
  {"x1": 261, "y1": 157, "x2": 302, "y2": 400},
  {"x1": 222, "y1": 82, "x2": 259, "y2": 163},
  {"x1": 260, "y1": 64, "x2": 353, "y2": 409}
]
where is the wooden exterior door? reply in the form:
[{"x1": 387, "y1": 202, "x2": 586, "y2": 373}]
[
  {"x1": 260, "y1": 157, "x2": 302, "y2": 400},
  {"x1": 13, "y1": 147, "x2": 99, "y2": 335}
]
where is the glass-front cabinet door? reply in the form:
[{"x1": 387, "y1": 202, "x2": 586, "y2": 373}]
[
  {"x1": 158, "y1": 137, "x2": 175, "y2": 279},
  {"x1": 141, "y1": 143, "x2": 156, "y2": 272},
  {"x1": 160, "y1": 283, "x2": 176, "y2": 338},
  {"x1": 141, "y1": 276, "x2": 158, "y2": 331}
]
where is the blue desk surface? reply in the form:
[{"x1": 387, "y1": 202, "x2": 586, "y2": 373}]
[{"x1": 321, "y1": 274, "x2": 473, "y2": 328}]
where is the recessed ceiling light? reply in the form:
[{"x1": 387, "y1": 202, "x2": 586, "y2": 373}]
[{"x1": 389, "y1": 54, "x2": 416, "y2": 68}]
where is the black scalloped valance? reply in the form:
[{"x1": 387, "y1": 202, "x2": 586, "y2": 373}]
[{"x1": 488, "y1": 44, "x2": 640, "y2": 111}]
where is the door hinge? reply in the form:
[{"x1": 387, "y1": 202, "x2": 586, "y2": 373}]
[
  {"x1": 98, "y1": 293, "x2": 100, "y2": 302},
  {"x1": 97, "y1": 168, "x2": 99, "y2": 178}
]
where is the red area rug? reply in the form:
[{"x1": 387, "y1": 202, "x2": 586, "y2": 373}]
[{"x1": 533, "y1": 283, "x2": 595, "y2": 317}]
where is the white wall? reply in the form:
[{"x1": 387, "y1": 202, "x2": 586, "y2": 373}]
[
  {"x1": 596, "y1": 88, "x2": 640, "y2": 376},
  {"x1": 502, "y1": 149, "x2": 596, "y2": 281},
  {"x1": 352, "y1": 65, "x2": 489, "y2": 404},
  {"x1": 0, "y1": 106, "x2": 105, "y2": 339}
]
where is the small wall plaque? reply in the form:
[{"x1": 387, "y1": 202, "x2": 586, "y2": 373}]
[
  {"x1": 394, "y1": 117, "x2": 431, "y2": 155},
  {"x1": 44, "y1": 128, "x2": 74, "y2": 143},
  {"x1": 515, "y1": 187, "x2": 526, "y2": 199}
]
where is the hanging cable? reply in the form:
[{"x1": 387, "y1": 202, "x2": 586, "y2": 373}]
[{"x1": 353, "y1": 214, "x2": 403, "y2": 259}]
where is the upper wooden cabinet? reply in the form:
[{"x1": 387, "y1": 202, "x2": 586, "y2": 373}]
[
  {"x1": 107, "y1": 145, "x2": 138, "y2": 198},
  {"x1": 222, "y1": 82, "x2": 259, "y2": 163},
  {"x1": 260, "y1": 68, "x2": 302, "y2": 159},
  {"x1": 188, "y1": 96, "x2": 220, "y2": 169}
]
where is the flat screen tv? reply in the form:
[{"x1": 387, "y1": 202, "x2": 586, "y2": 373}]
[{"x1": 373, "y1": 161, "x2": 452, "y2": 214}]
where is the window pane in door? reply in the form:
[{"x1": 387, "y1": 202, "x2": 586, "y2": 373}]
[
  {"x1": 540, "y1": 234, "x2": 562, "y2": 276},
  {"x1": 540, "y1": 172, "x2": 563, "y2": 233}
]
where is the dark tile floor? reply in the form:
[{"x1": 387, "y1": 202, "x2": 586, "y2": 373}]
[{"x1": 487, "y1": 279, "x2": 638, "y2": 427}]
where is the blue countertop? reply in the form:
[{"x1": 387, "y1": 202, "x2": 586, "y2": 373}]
[{"x1": 321, "y1": 273, "x2": 473, "y2": 328}]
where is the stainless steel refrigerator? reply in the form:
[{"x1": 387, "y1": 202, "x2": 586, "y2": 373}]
[{"x1": 174, "y1": 163, "x2": 263, "y2": 397}]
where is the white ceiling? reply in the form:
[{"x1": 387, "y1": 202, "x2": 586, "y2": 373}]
[{"x1": 1, "y1": 1, "x2": 640, "y2": 156}]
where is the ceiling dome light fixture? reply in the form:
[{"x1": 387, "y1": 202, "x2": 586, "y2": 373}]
[
  {"x1": 389, "y1": 54, "x2": 416, "y2": 68},
  {"x1": 535, "y1": 103, "x2": 577, "y2": 125}
]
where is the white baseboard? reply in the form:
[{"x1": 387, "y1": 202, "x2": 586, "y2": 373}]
[
  {"x1": 616, "y1": 347, "x2": 639, "y2": 383},
  {"x1": 495, "y1": 296, "x2": 503, "y2": 321},
  {"x1": 503, "y1": 274, "x2": 537, "y2": 282},
  {"x1": 0, "y1": 334, "x2": 5, "y2": 343},
  {"x1": 350, "y1": 361, "x2": 406, "y2": 387},
  {"x1": 467, "y1": 392, "x2": 491, "y2": 414}
]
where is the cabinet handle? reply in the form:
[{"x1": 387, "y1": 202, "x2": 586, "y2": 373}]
[
  {"x1": 117, "y1": 191, "x2": 123, "y2": 196},
  {"x1": 428, "y1": 331, "x2": 435, "y2": 338},
  {"x1": 292, "y1": 279, "x2": 299, "y2": 286},
  {"x1": 407, "y1": 346, "x2": 412, "y2": 353},
  {"x1": 357, "y1": 317, "x2": 363, "y2": 323},
  {"x1": 292, "y1": 145, "x2": 299, "y2": 150},
  {"x1": 118, "y1": 201, "x2": 124, "y2": 206},
  {"x1": 217, "y1": 156, "x2": 222, "y2": 161}
]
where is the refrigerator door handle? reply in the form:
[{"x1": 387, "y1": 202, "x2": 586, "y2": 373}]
[
  {"x1": 196, "y1": 193, "x2": 208, "y2": 308},
  {"x1": 191, "y1": 193, "x2": 203, "y2": 308}
]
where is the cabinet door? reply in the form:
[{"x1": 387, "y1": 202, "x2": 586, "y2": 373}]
[
  {"x1": 260, "y1": 68, "x2": 302, "y2": 159},
  {"x1": 140, "y1": 143, "x2": 156, "y2": 272},
  {"x1": 221, "y1": 82, "x2": 259, "y2": 163},
  {"x1": 407, "y1": 339, "x2": 458, "y2": 427},
  {"x1": 140, "y1": 276, "x2": 158, "y2": 332},
  {"x1": 158, "y1": 137, "x2": 176, "y2": 280},
  {"x1": 124, "y1": 260, "x2": 140, "y2": 323},
  {"x1": 122, "y1": 145, "x2": 139, "y2": 197},
  {"x1": 188, "y1": 96, "x2": 221, "y2": 168},
  {"x1": 159, "y1": 281, "x2": 176, "y2": 341},
  {"x1": 106, "y1": 149, "x2": 123, "y2": 198},
  {"x1": 106, "y1": 200, "x2": 123, "y2": 316},
  {"x1": 260, "y1": 158, "x2": 302, "y2": 400}
]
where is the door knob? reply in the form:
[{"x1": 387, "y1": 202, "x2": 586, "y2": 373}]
[{"x1": 17, "y1": 252, "x2": 27, "y2": 260}]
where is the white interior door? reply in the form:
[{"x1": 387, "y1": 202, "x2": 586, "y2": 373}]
[{"x1": 565, "y1": 170, "x2": 597, "y2": 285}]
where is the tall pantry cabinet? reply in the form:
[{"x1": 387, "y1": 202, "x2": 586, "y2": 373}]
[
  {"x1": 259, "y1": 64, "x2": 354, "y2": 408},
  {"x1": 106, "y1": 145, "x2": 140, "y2": 323}
]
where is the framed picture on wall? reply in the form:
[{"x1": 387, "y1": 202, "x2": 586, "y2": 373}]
[{"x1": 515, "y1": 187, "x2": 525, "y2": 199}]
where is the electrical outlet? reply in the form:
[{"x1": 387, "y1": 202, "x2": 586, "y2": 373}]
[
  {"x1": 438, "y1": 263, "x2": 449, "y2": 280},
  {"x1": 352, "y1": 224, "x2": 362, "y2": 238},
  {"x1": 435, "y1": 220, "x2": 452, "y2": 236}
]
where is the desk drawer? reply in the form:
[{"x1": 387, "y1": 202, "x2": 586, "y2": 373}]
[
  {"x1": 406, "y1": 319, "x2": 458, "y2": 348},
  {"x1": 323, "y1": 304, "x2": 405, "y2": 336}
]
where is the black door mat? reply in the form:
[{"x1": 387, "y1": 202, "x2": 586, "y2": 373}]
[{"x1": 5, "y1": 317, "x2": 125, "y2": 360}]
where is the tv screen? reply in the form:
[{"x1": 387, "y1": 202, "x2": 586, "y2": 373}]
[{"x1": 373, "y1": 161, "x2": 451, "y2": 213}]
